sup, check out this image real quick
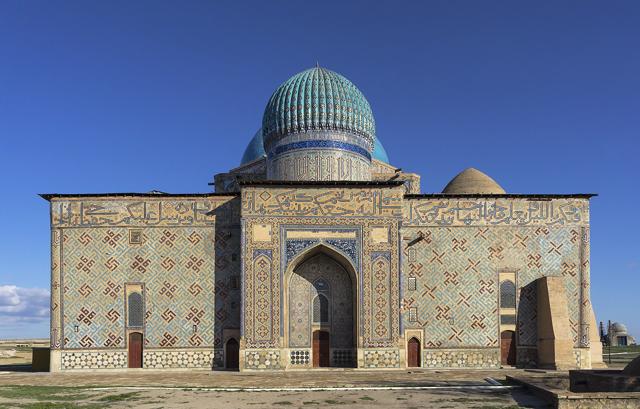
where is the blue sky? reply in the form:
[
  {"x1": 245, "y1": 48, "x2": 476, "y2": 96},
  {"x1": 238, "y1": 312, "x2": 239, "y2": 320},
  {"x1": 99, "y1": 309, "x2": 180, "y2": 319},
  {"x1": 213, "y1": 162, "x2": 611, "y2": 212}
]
[{"x1": 0, "y1": 1, "x2": 638, "y2": 339}]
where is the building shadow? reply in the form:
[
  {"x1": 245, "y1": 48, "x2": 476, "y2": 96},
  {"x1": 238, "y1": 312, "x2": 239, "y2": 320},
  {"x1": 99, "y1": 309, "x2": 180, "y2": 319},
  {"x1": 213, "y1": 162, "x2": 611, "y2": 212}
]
[{"x1": 211, "y1": 196, "x2": 242, "y2": 371}]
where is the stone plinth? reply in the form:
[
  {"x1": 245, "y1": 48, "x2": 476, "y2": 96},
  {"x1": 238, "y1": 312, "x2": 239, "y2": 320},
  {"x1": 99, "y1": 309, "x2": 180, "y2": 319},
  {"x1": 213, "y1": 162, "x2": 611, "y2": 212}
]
[{"x1": 569, "y1": 370, "x2": 640, "y2": 393}]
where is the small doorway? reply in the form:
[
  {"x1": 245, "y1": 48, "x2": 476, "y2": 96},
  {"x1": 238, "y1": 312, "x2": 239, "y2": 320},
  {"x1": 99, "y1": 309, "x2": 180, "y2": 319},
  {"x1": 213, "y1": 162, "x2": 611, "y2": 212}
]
[
  {"x1": 407, "y1": 337, "x2": 421, "y2": 367},
  {"x1": 500, "y1": 330, "x2": 516, "y2": 366},
  {"x1": 225, "y1": 338, "x2": 239, "y2": 370},
  {"x1": 128, "y1": 332, "x2": 143, "y2": 368},
  {"x1": 313, "y1": 330, "x2": 330, "y2": 367}
]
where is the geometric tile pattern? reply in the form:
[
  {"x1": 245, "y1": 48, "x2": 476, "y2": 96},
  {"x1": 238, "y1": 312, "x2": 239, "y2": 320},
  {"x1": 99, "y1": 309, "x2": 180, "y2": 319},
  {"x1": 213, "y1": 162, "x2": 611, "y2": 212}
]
[
  {"x1": 61, "y1": 351, "x2": 127, "y2": 370},
  {"x1": 143, "y1": 350, "x2": 215, "y2": 369},
  {"x1": 370, "y1": 252, "x2": 392, "y2": 343},
  {"x1": 401, "y1": 224, "x2": 585, "y2": 349},
  {"x1": 289, "y1": 350, "x2": 310, "y2": 365},
  {"x1": 288, "y1": 253, "x2": 354, "y2": 348},
  {"x1": 423, "y1": 348, "x2": 499, "y2": 368},
  {"x1": 244, "y1": 350, "x2": 281, "y2": 370},
  {"x1": 49, "y1": 192, "x2": 593, "y2": 371},
  {"x1": 52, "y1": 197, "x2": 240, "y2": 357},
  {"x1": 363, "y1": 349, "x2": 400, "y2": 368}
]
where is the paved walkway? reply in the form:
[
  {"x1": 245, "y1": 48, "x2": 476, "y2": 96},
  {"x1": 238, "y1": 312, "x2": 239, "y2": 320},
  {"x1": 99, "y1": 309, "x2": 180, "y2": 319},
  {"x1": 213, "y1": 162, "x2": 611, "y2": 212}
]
[
  {"x1": 0, "y1": 369, "x2": 553, "y2": 408},
  {"x1": 0, "y1": 370, "x2": 522, "y2": 388},
  {"x1": 0, "y1": 368, "x2": 526, "y2": 389}
]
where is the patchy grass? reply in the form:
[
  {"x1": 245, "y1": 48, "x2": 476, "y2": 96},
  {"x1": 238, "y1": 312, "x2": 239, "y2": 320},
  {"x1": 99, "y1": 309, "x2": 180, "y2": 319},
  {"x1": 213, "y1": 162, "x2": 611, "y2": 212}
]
[
  {"x1": 323, "y1": 400, "x2": 345, "y2": 405},
  {"x1": 95, "y1": 392, "x2": 141, "y2": 402},
  {"x1": 0, "y1": 386, "x2": 93, "y2": 402},
  {"x1": 359, "y1": 396, "x2": 375, "y2": 401},
  {"x1": 272, "y1": 402, "x2": 293, "y2": 406},
  {"x1": 5, "y1": 403, "x2": 107, "y2": 409},
  {"x1": 473, "y1": 406, "x2": 522, "y2": 409}
]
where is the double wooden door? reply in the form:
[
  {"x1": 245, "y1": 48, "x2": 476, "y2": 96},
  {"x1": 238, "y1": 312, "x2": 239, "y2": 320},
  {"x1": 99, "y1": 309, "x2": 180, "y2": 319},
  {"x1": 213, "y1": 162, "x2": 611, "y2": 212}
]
[{"x1": 313, "y1": 330, "x2": 330, "y2": 367}]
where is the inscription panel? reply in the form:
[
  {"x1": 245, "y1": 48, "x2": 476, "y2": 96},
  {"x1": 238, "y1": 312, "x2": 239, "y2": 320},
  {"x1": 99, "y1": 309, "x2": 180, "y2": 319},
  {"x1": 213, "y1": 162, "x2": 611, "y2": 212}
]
[
  {"x1": 404, "y1": 198, "x2": 589, "y2": 227},
  {"x1": 242, "y1": 187, "x2": 404, "y2": 218},
  {"x1": 51, "y1": 197, "x2": 238, "y2": 227}
]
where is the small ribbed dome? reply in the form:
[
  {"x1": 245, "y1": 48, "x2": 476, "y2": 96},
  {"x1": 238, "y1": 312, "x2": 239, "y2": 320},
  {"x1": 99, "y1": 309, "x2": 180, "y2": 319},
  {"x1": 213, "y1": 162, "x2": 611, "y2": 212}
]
[
  {"x1": 611, "y1": 322, "x2": 628, "y2": 334},
  {"x1": 240, "y1": 129, "x2": 266, "y2": 165},
  {"x1": 442, "y1": 168, "x2": 506, "y2": 194},
  {"x1": 261, "y1": 67, "x2": 375, "y2": 150},
  {"x1": 372, "y1": 138, "x2": 389, "y2": 163}
]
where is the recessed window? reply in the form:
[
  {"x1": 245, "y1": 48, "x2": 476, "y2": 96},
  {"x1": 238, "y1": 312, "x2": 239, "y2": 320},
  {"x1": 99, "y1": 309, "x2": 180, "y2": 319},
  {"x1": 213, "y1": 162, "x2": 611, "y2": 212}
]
[
  {"x1": 408, "y1": 307, "x2": 418, "y2": 322},
  {"x1": 500, "y1": 280, "x2": 516, "y2": 309},
  {"x1": 128, "y1": 292, "x2": 144, "y2": 328},
  {"x1": 229, "y1": 275, "x2": 240, "y2": 290},
  {"x1": 500, "y1": 314, "x2": 516, "y2": 325},
  {"x1": 313, "y1": 294, "x2": 329, "y2": 324},
  {"x1": 408, "y1": 248, "x2": 416, "y2": 262},
  {"x1": 407, "y1": 276, "x2": 417, "y2": 291}
]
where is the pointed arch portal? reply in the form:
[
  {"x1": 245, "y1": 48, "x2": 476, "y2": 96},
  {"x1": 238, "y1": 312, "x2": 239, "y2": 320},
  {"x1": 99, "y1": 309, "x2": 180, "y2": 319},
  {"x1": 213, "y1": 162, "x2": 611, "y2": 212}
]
[{"x1": 286, "y1": 247, "x2": 357, "y2": 368}]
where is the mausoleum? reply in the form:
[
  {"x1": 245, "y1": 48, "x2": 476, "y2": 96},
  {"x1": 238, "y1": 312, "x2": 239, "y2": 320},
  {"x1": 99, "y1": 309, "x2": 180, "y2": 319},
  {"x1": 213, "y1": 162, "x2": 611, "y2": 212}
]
[{"x1": 42, "y1": 66, "x2": 603, "y2": 372}]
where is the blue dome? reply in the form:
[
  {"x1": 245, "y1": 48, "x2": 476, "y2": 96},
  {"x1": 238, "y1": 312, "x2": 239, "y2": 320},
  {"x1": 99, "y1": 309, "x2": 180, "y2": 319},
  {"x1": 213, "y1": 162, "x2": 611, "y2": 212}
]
[
  {"x1": 240, "y1": 129, "x2": 266, "y2": 165},
  {"x1": 372, "y1": 138, "x2": 389, "y2": 163},
  {"x1": 262, "y1": 67, "x2": 376, "y2": 149}
]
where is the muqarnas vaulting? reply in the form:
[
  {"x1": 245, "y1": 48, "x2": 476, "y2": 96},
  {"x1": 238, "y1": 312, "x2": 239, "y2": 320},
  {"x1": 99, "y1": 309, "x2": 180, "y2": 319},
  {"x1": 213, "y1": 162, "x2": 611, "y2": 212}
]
[{"x1": 42, "y1": 66, "x2": 604, "y2": 372}]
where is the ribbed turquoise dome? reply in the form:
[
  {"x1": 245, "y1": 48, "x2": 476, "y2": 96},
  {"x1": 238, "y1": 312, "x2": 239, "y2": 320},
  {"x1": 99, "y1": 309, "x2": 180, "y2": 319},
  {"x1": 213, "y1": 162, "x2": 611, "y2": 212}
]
[
  {"x1": 262, "y1": 67, "x2": 376, "y2": 148},
  {"x1": 240, "y1": 129, "x2": 266, "y2": 165},
  {"x1": 372, "y1": 138, "x2": 389, "y2": 164}
]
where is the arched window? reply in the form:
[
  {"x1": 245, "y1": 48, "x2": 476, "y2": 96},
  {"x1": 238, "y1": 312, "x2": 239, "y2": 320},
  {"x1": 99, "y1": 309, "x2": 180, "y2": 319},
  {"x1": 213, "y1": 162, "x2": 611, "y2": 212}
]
[
  {"x1": 128, "y1": 292, "x2": 144, "y2": 328},
  {"x1": 500, "y1": 280, "x2": 516, "y2": 309},
  {"x1": 313, "y1": 294, "x2": 329, "y2": 324}
]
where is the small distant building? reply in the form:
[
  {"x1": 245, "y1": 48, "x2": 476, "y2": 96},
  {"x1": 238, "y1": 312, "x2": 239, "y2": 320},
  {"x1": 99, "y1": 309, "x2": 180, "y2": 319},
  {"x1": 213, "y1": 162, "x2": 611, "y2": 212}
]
[{"x1": 606, "y1": 323, "x2": 636, "y2": 346}]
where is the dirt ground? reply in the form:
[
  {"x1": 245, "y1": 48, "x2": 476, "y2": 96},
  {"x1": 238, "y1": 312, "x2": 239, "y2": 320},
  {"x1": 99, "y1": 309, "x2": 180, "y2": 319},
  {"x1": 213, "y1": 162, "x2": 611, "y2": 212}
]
[{"x1": 0, "y1": 385, "x2": 550, "y2": 409}]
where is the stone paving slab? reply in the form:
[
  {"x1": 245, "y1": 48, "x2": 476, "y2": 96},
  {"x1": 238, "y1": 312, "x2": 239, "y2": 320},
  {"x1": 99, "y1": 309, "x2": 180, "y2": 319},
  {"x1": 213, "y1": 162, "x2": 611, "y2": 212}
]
[
  {"x1": 507, "y1": 374, "x2": 640, "y2": 409},
  {"x1": 0, "y1": 369, "x2": 521, "y2": 389}
]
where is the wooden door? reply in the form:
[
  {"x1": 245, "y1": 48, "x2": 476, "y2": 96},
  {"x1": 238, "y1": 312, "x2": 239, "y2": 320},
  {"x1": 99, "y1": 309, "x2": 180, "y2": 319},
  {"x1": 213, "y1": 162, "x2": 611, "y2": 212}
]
[
  {"x1": 128, "y1": 332, "x2": 143, "y2": 368},
  {"x1": 225, "y1": 338, "x2": 239, "y2": 370},
  {"x1": 313, "y1": 330, "x2": 330, "y2": 367},
  {"x1": 500, "y1": 330, "x2": 516, "y2": 366},
  {"x1": 407, "y1": 337, "x2": 420, "y2": 367}
]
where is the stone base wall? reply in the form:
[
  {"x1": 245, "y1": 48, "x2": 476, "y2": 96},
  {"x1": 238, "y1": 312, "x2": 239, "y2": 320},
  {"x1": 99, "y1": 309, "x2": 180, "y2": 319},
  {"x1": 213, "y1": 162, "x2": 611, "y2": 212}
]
[
  {"x1": 423, "y1": 348, "x2": 500, "y2": 368},
  {"x1": 363, "y1": 349, "x2": 400, "y2": 368},
  {"x1": 144, "y1": 349, "x2": 219, "y2": 369},
  {"x1": 243, "y1": 349, "x2": 282, "y2": 370},
  {"x1": 517, "y1": 346, "x2": 538, "y2": 368},
  {"x1": 61, "y1": 350, "x2": 127, "y2": 370},
  {"x1": 59, "y1": 348, "x2": 221, "y2": 370},
  {"x1": 573, "y1": 348, "x2": 592, "y2": 369}
]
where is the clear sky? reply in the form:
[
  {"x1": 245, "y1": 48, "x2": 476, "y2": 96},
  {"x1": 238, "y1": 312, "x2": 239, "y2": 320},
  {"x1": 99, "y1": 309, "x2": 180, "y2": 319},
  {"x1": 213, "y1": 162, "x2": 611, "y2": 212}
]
[{"x1": 0, "y1": 1, "x2": 638, "y2": 339}]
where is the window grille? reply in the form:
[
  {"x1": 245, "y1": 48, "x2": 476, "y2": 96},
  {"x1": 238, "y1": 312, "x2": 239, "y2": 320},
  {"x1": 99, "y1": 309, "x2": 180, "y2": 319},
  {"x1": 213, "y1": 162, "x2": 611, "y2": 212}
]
[
  {"x1": 408, "y1": 276, "x2": 417, "y2": 291},
  {"x1": 408, "y1": 248, "x2": 416, "y2": 262},
  {"x1": 500, "y1": 280, "x2": 516, "y2": 309},
  {"x1": 128, "y1": 292, "x2": 144, "y2": 328},
  {"x1": 313, "y1": 294, "x2": 329, "y2": 323},
  {"x1": 408, "y1": 307, "x2": 418, "y2": 322},
  {"x1": 500, "y1": 314, "x2": 516, "y2": 325}
]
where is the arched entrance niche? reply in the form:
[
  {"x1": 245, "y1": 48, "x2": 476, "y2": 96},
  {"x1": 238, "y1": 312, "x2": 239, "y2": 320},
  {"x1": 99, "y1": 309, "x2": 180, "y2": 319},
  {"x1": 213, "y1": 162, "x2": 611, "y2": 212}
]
[
  {"x1": 225, "y1": 338, "x2": 239, "y2": 370},
  {"x1": 285, "y1": 245, "x2": 358, "y2": 368}
]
